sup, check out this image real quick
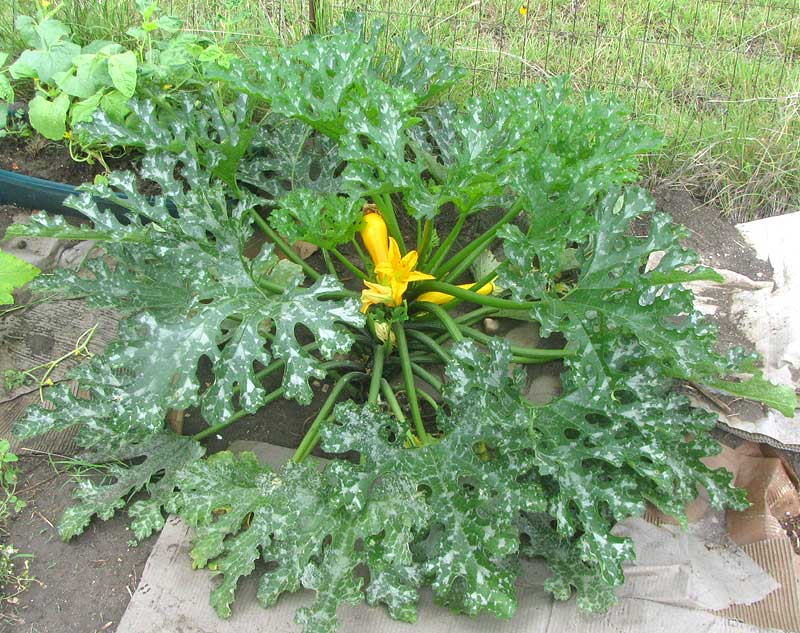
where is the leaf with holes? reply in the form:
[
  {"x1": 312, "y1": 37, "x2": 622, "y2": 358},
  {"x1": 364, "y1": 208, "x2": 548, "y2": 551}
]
[{"x1": 60, "y1": 430, "x2": 203, "y2": 541}]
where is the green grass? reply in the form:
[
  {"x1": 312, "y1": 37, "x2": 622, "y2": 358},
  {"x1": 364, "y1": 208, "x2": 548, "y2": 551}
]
[{"x1": 1, "y1": 0, "x2": 798, "y2": 220}]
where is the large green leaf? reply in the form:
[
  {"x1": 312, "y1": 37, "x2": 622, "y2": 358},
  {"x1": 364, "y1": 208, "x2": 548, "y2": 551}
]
[
  {"x1": 383, "y1": 30, "x2": 464, "y2": 103},
  {"x1": 238, "y1": 116, "x2": 342, "y2": 202},
  {"x1": 518, "y1": 513, "x2": 617, "y2": 613},
  {"x1": 77, "y1": 92, "x2": 255, "y2": 188},
  {"x1": 339, "y1": 85, "x2": 421, "y2": 202},
  {"x1": 0, "y1": 249, "x2": 40, "y2": 304},
  {"x1": 13, "y1": 151, "x2": 363, "y2": 436},
  {"x1": 219, "y1": 15, "x2": 377, "y2": 139},
  {"x1": 499, "y1": 186, "x2": 796, "y2": 415},
  {"x1": 178, "y1": 339, "x2": 546, "y2": 631},
  {"x1": 268, "y1": 189, "x2": 364, "y2": 249},
  {"x1": 504, "y1": 79, "x2": 663, "y2": 276},
  {"x1": 28, "y1": 92, "x2": 70, "y2": 140},
  {"x1": 531, "y1": 340, "x2": 749, "y2": 591},
  {"x1": 322, "y1": 340, "x2": 546, "y2": 618},
  {"x1": 10, "y1": 16, "x2": 80, "y2": 83},
  {"x1": 405, "y1": 94, "x2": 524, "y2": 218},
  {"x1": 60, "y1": 430, "x2": 204, "y2": 541},
  {"x1": 178, "y1": 451, "x2": 427, "y2": 631},
  {"x1": 491, "y1": 184, "x2": 789, "y2": 602},
  {"x1": 107, "y1": 50, "x2": 137, "y2": 97}
]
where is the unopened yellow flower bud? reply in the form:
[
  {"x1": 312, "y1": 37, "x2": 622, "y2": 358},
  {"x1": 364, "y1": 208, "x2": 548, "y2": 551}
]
[{"x1": 373, "y1": 321, "x2": 396, "y2": 345}]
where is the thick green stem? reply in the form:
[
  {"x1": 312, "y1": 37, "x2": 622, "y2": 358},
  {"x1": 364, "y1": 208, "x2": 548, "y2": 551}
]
[
  {"x1": 437, "y1": 199, "x2": 523, "y2": 280},
  {"x1": 405, "y1": 329, "x2": 451, "y2": 363},
  {"x1": 351, "y1": 239, "x2": 369, "y2": 270},
  {"x1": 434, "y1": 271, "x2": 501, "y2": 312},
  {"x1": 331, "y1": 248, "x2": 368, "y2": 280},
  {"x1": 428, "y1": 213, "x2": 465, "y2": 273},
  {"x1": 457, "y1": 323, "x2": 573, "y2": 359},
  {"x1": 416, "y1": 320, "x2": 573, "y2": 361},
  {"x1": 368, "y1": 344, "x2": 385, "y2": 404},
  {"x1": 375, "y1": 193, "x2": 406, "y2": 253},
  {"x1": 416, "y1": 387, "x2": 439, "y2": 412},
  {"x1": 393, "y1": 323, "x2": 429, "y2": 445},
  {"x1": 411, "y1": 362, "x2": 443, "y2": 392},
  {"x1": 430, "y1": 306, "x2": 498, "y2": 345},
  {"x1": 193, "y1": 387, "x2": 284, "y2": 441},
  {"x1": 293, "y1": 371, "x2": 366, "y2": 462},
  {"x1": 322, "y1": 249, "x2": 338, "y2": 277},
  {"x1": 455, "y1": 306, "x2": 498, "y2": 325},
  {"x1": 416, "y1": 302, "x2": 464, "y2": 342},
  {"x1": 418, "y1": 219, "x2": 434, "y2": 265},
  {"x1": 414, "y1": 281, "x2": 535, "y2": 311},
  {"x1": 250, "y1": 209, "x2": 321, "y2": 280},
  {"x1": 191, "y1": 355, "x2": 347, "y2": 442},
  {"x1": 380, "y1": 378, "x2": 407, "y2": 423}
]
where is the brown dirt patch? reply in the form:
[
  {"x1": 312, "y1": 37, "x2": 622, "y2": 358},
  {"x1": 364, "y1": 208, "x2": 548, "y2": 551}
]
[{"x1": 0, "y1": 455, "x2": 154, "y2": 633}]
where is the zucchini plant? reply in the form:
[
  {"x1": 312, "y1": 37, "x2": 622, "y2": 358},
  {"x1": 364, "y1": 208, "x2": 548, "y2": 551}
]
[{"x1": 6, "y1": 16, "x2": 796, "y2": 632}]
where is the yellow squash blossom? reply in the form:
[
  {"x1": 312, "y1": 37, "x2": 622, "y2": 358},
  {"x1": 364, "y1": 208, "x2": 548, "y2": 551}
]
[
  {"x1": 359, "y1": 210, "x2": 489, "y2": 312},
  {"x1": 374, "y1": 238, "x2": 435, "y2": 306}
]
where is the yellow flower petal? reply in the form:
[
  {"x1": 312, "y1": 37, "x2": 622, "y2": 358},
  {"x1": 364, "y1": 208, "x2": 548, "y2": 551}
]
[
  {"x1": 406, "y1": 270, "x2": 436, "y2": 282},
  {"x1": 387, "y1": 237, "x2": 402, "y2": 265},
  {"x1": 360, "y1": 281, "x2": 393, "y2": 313},
  {"x1": 399, "y1": 249, "x2": 418, "y2": 272},
  {"x1": 361, "y1": 212, "x2": 390, "y2": 266},
  {"x1": 417, "y1": 281, "x2": 494, "y2": 305}
]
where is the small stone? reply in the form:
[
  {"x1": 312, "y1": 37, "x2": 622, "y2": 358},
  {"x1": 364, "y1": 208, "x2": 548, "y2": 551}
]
[
  {"x1": 505, "y1": 323, "x2": 541, "y2": 349},
  {"x1": 483, "y1": 318, "x2": 500, "y2": 334},
  {"x1": 526, "y1": 374, "x2": 563, "y2": 404}
]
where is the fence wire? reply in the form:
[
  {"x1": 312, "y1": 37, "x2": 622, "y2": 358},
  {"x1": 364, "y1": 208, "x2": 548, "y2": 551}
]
[{"x1": 321, "y1": 1, "x2": 797, "y2": 125}]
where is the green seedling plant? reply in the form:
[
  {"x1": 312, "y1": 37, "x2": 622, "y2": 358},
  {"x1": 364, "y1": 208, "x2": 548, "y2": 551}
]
[
  {"x1": 0, "y1": 440, "x2": 25, "y2": 516},
  {"x1": 0, "y1": 52, "x2": 14, "y2": 135},
  {"x1": 5, "y1": 16, "x2": 797, "y2": 633},
  {"x1": 3, "y1": 323, "x2": 98, "y2": 400},
  {"x1": 3, "y1": 0, "x2": 240, "y2": 163},
  {"x1": 0, "y1": 439, "x2": 32, "y2": 612}
]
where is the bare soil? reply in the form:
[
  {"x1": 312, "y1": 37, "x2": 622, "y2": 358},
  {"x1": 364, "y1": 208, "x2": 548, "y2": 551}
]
[
  {"x1": 0, "y1": 137, "x2": 107, "y2": 186},
  {"x1": 1, "y1": 456, "x2": 153, "y2": 633}
]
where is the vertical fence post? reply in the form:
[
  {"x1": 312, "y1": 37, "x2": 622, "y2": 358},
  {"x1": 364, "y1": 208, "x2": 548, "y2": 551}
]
[{"x1": 308, "y1": 0, "x2": 319, "y2": 34}]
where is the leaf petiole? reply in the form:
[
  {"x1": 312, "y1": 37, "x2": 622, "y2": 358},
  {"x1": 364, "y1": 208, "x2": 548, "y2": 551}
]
[
  {"x1": 438, "y1": 198, "x2": 523, "y2": 280},
  {"x1": 380, "y1": 378, "x2": 406, "y2": 423},
  {"x1": 427, "y1": 213, "x2": 465, "y2": 273},
  {"x1": 331, "y1": 247, "x2": 369, "y2": 280},
  {"x1": 249, "y1": 209, "x2": 321, "y2": 281},
  {"x1": 293, "y1": 371, "x2": 367, "y2": 462},
  {"x1": 368, "y1": 344, "x2": 385, "y2": 404},
  {"x1": 393, "y1": 323, "x2": 430, "y2": 445}
]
